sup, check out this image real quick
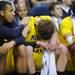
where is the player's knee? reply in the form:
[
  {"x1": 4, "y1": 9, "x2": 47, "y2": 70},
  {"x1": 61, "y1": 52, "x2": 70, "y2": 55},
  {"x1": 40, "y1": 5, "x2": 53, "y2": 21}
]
[
  {"x1": 26, "y1": 46, "x2": 33, "y2": 57},
  {"x1": 18, "y1": 44, "x2": 27, "y2": 57},
  {"x1": 56, "y1": 44, "x2": 68, "y2": 56},
  {"x1": 58, "y1": 44, "x2": 68, "y2": 54}
]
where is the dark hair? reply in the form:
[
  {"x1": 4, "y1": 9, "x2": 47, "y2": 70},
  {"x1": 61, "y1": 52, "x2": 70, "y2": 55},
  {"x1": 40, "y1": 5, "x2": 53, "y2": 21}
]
[
  {"x1": 37, "y1": 20, "x2": 55, "y2": 40},
  {"x1": 58, "y1": 0, "x2": 62, "y2": 3},
  {"x1": 14, "y1": 0, "x2": 29, "y2": 10},
  {"x1": 49, "y1": 2, "x2": 60, "y2": 11},
  {"x1": 14, "y1": 0, "x2": 19, "y2": 4},
  {"x1": 0, "y1": 1, "x2": 11, "y2": 11},
  {"x1": 14, "y1": 0, "x2": 27, "y2": 5}
]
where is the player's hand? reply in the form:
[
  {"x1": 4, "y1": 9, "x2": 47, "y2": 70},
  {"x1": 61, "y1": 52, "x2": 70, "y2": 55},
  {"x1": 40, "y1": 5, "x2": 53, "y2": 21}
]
[
  {"x1": 2, "y1": 41, "x2": 15, "y2": 50},
  {"x1": 49, "y1": 38, "x2": 58, "y2": 51},
  {"x1": 0, "y1": 47, "x2": 8, "y2": 54},
  {"x1": 36, "y1": 41, "x2": 49, "y2": 49},
  {"x1": 21, "y1": 17, "x2": 31, "y2": 26}
]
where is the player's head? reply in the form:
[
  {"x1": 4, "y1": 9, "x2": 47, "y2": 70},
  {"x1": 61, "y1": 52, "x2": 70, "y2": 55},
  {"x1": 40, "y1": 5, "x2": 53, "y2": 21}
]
[{"x1": 36, "y1": 19, "x2": 55, "y2": 40}]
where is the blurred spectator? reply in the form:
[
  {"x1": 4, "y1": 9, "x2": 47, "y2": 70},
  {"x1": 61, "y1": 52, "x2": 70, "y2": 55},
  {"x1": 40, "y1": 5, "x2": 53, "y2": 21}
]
[
  {"x1": 28, "y1": 4, "x2": 50, "y2": 16},
  {"x1": 14, "y1": 0, "x2": 28, "y2": 24},
  {"x1": 50, "y1": 2, "x2": 63, "y2": 30},
  {"x1": 29, "y1": 0, "x2": 57, "y2": 8},
  {"x1": 14, "y1": 0, "x2": 30, "y2": 10},
  {"x1": 72, "y1": 0, "x2": 75, "y2": 16},
  {"x1": 61, "y1": 0, "x2": 74, "y2": 18}
]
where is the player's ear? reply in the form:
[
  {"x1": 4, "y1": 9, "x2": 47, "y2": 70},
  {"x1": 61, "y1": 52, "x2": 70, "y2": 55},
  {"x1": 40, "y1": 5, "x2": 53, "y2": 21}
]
[{"x1": 0, "y1": 10, "x2": 4, "y2": 16}]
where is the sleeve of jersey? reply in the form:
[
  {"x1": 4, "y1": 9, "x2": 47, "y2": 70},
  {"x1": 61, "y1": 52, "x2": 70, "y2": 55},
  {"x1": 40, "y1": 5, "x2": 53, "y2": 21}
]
[
  {"x1": 14, "y1": 36, "x2": 25, "y2": 46},
  {"x1": 60, "y1": 17, "x2": 72, "y2": 37},
  {"x1": 29, "y1": 17, "x2": 35, "y2": 30},
  {"x1": 25, "y1": 16, "x2": 36, "y2": 41}
]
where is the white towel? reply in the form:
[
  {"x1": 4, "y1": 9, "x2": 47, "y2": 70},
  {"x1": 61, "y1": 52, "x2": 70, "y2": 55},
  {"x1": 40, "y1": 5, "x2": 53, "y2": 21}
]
[
  {"x1": 49, "y1": 52, "x2": 57, "y2": 75},
  {"x1": 40, "y1": 50, "x2": 57, "y2": 75}
]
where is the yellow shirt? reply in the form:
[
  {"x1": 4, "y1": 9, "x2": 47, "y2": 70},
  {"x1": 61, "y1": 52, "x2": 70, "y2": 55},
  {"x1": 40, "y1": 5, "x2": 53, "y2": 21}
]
[
  {"x1": 25, "y1": 16, "x2": 52, "y2": 42},
  {"x1": 59, "y1": 17, "x2": 73, "y2": 46},
  {"x1": 25, "y1": 16, "x2": 51, "y2": 51},
  {"x1": 25, "y1": 16, "x2": 72, "y2": 47},
  {"x1": 25, "y1": 16, "x2": 37, "y2": 41}
]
